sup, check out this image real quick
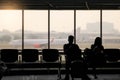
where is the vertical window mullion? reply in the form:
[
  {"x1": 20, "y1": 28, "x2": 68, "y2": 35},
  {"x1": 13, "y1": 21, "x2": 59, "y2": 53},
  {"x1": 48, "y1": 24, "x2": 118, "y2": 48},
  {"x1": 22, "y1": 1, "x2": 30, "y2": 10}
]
[
  {"x1": 48, "y1": 10, "x2": 50, "y2": 49},
  {"x1": 100, "y1": 10, "x2": 102, "y2": 43},
  {"x1": 22, "y1": 9, "x2": 24, "y2": 49},
  {"x1": 74, "y1": 10, "x2": 76, "y2": 44}
]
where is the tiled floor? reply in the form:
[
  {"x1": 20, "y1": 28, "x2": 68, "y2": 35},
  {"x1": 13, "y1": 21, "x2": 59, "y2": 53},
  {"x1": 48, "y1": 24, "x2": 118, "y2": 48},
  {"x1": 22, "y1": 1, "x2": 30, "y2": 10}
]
[{"x1": 2, "y1": 74, "x2": 120, "y2": 80}]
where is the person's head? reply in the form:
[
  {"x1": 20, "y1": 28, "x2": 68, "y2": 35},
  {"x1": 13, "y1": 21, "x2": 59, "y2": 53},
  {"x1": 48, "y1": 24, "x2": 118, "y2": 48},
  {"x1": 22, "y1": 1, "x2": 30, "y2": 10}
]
[
  {"x1": 68, "y1": 35, "x2": 74, "y2": 44},
  {"x1": 94, "y1": 37, "x2": 102, "y2": 46}
]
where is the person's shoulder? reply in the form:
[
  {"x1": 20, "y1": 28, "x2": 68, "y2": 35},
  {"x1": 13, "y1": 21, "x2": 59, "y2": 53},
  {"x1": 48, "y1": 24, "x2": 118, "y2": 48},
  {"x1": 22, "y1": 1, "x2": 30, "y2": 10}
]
[
  {"x1": 64, "y1": 43, "x2": 68, "y2": 46},
  {"x1": 74, "y1": 44, "x2": 79, "y2": 47},
  {"x1": 91, "y1": 44, "x2": 94, "y2": 47},
  {"x1": 64, "y1": 44, "x2": 69, "y2": 48},
  {"x1": 91, "y1": 44, "x2": 95, "y2": 49},
  {"x1": 73, "y1": 44, "x2": 80, "y2": 49},
  {"x1": 100, "y1": 45, "x2": 104, "y2": 49},
  {"x1": 73, "y1": 43, "x2": 77, "y2": 46}
]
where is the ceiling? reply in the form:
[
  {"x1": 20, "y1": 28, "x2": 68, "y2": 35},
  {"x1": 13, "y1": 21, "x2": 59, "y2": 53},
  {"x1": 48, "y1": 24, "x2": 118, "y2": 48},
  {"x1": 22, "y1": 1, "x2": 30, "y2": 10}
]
[{"x1": 0, "y1": 0, "x2": 120, "y2": 10}]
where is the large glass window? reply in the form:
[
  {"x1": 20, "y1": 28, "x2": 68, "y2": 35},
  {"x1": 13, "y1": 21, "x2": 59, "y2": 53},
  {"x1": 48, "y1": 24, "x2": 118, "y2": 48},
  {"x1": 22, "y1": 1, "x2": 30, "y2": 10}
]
[
  {"x1": 24, "y1": 10, "x2": 48, "y2": 49},
  {"x1": 76, "y1": 10, "x2": 100, "y2": 50},
  {"x1": 50, "y1": 10, "x2": 74, "y2": 49},
  {"x1": 0, "y1": 10, "x2": 22, "y2": 49},
  {"x1": 1, "y1": 10, "x2": 119, "y2": 50},
  {"x1": 102, "y1": 10, "x2": 120, "y2": 48}
]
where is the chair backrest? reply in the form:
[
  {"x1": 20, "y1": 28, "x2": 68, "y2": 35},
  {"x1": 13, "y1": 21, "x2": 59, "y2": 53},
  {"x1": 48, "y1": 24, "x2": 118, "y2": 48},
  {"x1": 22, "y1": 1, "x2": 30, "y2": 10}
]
[
  {"x1": 71, "y1": 60, "x2": 88, "y2": 78},
  {"x1": 0, "y1": 49, "x2": 18, "y2": 63},
  {"x1": 84, "y1": 48, "x2": 106, "y2": 67},
  {"x1": 22, "y1": 49, "x2": 38, "y2": 62},
  {"x1": 42, "y1": 49, "x2": 59, "y2": 62},
  {"x1": 84, "y1": 48, "x2": 94, "y2": 64},
  {"x1": 104, "y1": 49, "x2": 120, "y2": 62}
]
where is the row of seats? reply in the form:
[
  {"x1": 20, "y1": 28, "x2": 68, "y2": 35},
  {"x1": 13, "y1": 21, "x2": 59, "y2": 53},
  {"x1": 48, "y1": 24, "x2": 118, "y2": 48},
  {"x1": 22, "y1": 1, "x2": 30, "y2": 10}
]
[
  {"x1": 104, "y1": 49, "x2": 120, "y2": 62},
  {"x1": 84, "y1": 48, "x2": 120, "y2": 63},
  {"x1": 0, "y1": 48, "x2": 120, "y2": 78},
  {"x1": 83, "y1": 48, "x2": 120, "y2": 79},
  {"x1": 0, "y1": 48, "x2": 120, "y2": 63},
  {"x1": 0, "y1": 49, "x2": 61, "y2": 63},
  {"x1": 0, "y1": 49, "x2": 62, "y2": 79}
]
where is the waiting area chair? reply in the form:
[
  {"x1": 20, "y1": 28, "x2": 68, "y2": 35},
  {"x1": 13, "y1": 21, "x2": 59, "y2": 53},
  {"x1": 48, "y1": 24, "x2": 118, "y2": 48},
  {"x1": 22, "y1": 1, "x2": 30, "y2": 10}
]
[
  {"x1": 0, "y1": 49, "x2": 19, "y2": 63},
  {"x1": 84, "y1": 48, "x2": 106, "y2": 79},
  {"x1": 71, "y1": 60, "x2": 90, "y2": 80},
  {"x1": 0, "y1": 49, "x2": 19, "y2": 74},
  {"x1": 22, "y1": 49, "x2": 39, "y2": 62},
  {"x1": 41, "y1": 49, "x2": 61, "y2": 80},
  {"x1": 104, "y1": 49, "x2": 120, "y2": 62}
]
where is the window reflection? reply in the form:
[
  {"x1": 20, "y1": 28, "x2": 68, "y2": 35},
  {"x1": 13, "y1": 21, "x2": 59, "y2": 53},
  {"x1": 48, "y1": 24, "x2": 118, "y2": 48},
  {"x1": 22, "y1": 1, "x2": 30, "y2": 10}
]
[
  {"x1": 76, "y1": 10, "x2": 100, "y2": 49},
  {"x1": 102, "y1": 10, "x2": 120, "y2": 48},
  {"x1": 24, "y1": 10, "x2": 48, "y2": 49},
  {"x1": 0, "y1": 10, "x2": 22, "y2": 49},
  {"x1": 50, "y1": 10, "x2": 74, "y2": 49},
  {"x1": 0, "y1": 10, "x2": 120, "y2": 49}
]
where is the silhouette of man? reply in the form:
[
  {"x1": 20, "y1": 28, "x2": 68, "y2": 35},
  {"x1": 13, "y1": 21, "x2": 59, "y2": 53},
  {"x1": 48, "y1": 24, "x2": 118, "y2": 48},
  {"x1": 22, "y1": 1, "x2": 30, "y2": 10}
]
[{"x1": 64, "y1": 35, "x2": 90, "y2": 80}]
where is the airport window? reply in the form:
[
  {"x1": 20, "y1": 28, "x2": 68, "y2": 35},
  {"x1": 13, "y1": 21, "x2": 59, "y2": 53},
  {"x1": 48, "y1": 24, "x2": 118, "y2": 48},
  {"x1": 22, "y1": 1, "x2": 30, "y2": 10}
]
[
  {"x1": 102, "y1": 10, "x2": 120, "y2": 48},
  {"x1": 76, "y1": 10, "x2": 100, "y2": 49},
  {"x1": 1, "y1": 10, "x2": 119, "y2": 50},
  {"x1": 50, "y1": 10, "x2": 74, "y2": 49},
  {"x1": 0, "y1": 10, "x2": 22, "y2": 49},
  {"x1": 24, "y1": 10, "x2": 48, "y2": 49}
]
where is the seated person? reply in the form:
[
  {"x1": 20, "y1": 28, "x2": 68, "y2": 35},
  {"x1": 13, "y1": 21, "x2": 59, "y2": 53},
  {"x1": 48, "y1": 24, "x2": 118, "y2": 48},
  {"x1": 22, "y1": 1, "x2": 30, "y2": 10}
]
[
  {"x1": 91, "y1": 37, "x2": 106, "y2": 66},
  {"x1": 90, "y1": 37, "x2": 106, "y2": 79},
  {"x1": 64, "y1": 35, "x2": 90, "y2": 80}
]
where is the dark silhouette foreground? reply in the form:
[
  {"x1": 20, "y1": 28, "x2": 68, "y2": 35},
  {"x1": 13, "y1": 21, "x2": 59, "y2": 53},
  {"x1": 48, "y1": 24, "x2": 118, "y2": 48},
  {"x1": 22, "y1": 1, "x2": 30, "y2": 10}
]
[{"x1": 64, "y1": 35, "x2": 90, "y2": 80}]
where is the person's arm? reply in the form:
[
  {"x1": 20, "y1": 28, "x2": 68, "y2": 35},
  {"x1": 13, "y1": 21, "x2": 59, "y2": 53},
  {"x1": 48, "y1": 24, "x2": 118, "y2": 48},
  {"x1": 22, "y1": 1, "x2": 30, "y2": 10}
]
[
  {"x1": 63, "y1": 44, "x2": 67, "y2": 53},
  {"x1": 101, "y1": 45, "x2": 104, "y2": 54},
  {"x1": 91, "y1": 44, "x2": 94, "y2": 50}
]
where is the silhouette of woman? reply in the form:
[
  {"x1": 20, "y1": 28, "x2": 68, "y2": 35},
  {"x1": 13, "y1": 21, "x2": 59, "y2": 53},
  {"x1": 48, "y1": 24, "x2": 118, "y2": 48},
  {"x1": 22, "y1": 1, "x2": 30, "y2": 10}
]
[{"x1": 91, "y1": 37, "x2": 106, "y2": 79}]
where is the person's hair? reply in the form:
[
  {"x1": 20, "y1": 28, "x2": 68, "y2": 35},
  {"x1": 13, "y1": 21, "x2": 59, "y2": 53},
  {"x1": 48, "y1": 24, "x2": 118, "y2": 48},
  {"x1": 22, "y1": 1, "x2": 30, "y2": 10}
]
[
  {"x1": 69, "y1": 35, "x2": 74, "y2": 39},
  {"x1": 68, "y1": 35, "x2": 74, "y2": 44},
  {"x1": 94, "y1": 37, "x2": 102, "y2": 46}
]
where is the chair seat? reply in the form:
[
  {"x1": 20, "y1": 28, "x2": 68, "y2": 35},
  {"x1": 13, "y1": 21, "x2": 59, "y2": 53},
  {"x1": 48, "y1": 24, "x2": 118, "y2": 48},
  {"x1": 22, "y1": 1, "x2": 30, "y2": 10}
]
[
  {"x1": 22, "y1": 49, "x2": 39, "y2": 62},
  {"x1": 41, "y1": 49, "x2": 61, "y2": 80},
  {"x1": 1, "y1": 49, "x2": 18, "y2": 63}
]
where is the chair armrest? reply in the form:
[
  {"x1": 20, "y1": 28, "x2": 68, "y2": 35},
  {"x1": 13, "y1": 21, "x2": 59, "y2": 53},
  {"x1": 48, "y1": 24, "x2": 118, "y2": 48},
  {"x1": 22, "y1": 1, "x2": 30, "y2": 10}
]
[
  {"x1": 39, "y1": 55, "x2": 43, "y2": 63},
  {"x1": 18, "y1": 54, "x2": 22, "y2": 63},
  {"x1": 58, "y1": 55, "x2": 62, "y2": 63}
]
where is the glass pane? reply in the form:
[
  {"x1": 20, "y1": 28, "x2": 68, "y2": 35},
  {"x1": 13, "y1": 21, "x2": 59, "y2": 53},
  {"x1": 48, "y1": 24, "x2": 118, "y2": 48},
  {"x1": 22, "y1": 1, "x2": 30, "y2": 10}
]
[
  {"x1": 24, "y1": 10, "x2": 48, "y2": 49},
  {"x1": 0, "y1": 10, "x2": 22, "y2": 49},
  {"x1": 102, "y1": 10, "x2": 120, "y2": 48},
  {"x1": 50, "y1": 10, "x2": 74, "y2": 49},
  {"x1": 76, "y1": 10, "x2": 100, "y2": 50}
]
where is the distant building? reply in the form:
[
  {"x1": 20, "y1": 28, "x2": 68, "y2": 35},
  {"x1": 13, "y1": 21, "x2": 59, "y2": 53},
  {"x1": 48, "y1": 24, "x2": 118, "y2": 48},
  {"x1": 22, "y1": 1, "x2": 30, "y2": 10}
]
[{"x1": 86, "y1": 22, "x2": 119, "y2": 34}]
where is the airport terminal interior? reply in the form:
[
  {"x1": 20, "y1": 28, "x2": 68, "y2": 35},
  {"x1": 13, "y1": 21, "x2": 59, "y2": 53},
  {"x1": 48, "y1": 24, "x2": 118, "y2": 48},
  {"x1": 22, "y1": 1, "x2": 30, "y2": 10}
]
[{"x1": 0, "y1": 0, "x2": 120, "y2": 80}]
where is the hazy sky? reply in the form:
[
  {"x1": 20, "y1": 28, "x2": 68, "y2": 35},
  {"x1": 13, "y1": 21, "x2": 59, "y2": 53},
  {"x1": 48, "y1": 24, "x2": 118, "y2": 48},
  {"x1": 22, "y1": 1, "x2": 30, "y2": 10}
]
[{"x1": 0, "y1": 10, "x2": 120, "y2": 33}]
